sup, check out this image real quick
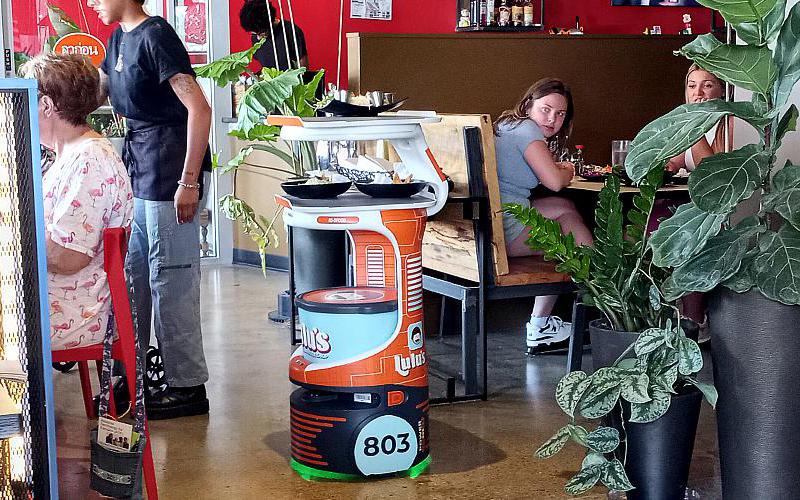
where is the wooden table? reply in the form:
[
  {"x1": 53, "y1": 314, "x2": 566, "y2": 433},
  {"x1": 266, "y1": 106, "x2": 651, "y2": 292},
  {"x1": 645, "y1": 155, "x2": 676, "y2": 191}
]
[{"x1": 566, "y1": 178, "x2": 689, "y2": 194}]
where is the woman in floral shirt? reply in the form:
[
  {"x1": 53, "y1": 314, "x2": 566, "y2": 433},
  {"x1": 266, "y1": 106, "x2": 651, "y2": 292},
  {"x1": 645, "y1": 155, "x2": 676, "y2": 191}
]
[{"x1": 21, "y1": 53, "x2": 133, "y2": 350}]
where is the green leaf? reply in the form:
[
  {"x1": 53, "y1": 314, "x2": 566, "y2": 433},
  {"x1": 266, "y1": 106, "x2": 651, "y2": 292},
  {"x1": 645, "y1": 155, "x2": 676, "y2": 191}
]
[
  {"x1": 689, "y1": 145, "x2": 768, "y2": 214},
  {"x1": 303, "y1": 69, "x2": 326, "y2": 101},
  {"x1": 764, "y1": 164, "x2": 800, "y2": 232},
  {"x1": 621, "y1": 372, "x2": 652, "y2": 404},
  {"x1": 235, "y1": 68, "x2": 305, "y2": 139},
  {"x1": 556, "y1": 371, "x2": 591, "y2": 418},
  {"x1": 648, "y1": 284, "x2": 662, "y2": 311},
  {"x1": 196, "y1": 39, "x2": 265, "y2": 87},
  {"x1": 663, "y1": 217, "x2": 765, "y2": 299},
  {"x1": 648, "y1": 203, "x2": 727, "y2": 268},
  {"x1": 580, "y1": 368, "x2": 623, "y2": 419},
  {"x1": 696, "y1": 0, "x2": 778, "y2": 25},
  {"x1": 734, "y1": 0, "x2": 786, "y2": 46},
  {"x1": 687, "y1": 378, "x2": 719, "y2": 408},
  {"x1": 568, "y1": 425, "x2": 589, "y2": 447},
  {"x1": 677, "y1": 336, "x2": 703, "y2": 375},
  {"x1": 625, "y1": 100, "x2": 770, "y2": 183},
  {"x1": 535, "y1": 425, "x2": 571, "y2": 459},
  {"x1": 678, "y1": 34, "x2": 778, "y2": 96},
  {"x1": 216, "y1": 146, "x2": 254, "y2": 174},
  {"x1": 722, "y1": 254, "x2": 756, "y2": 293},
  {"x1": 565, "y1": 466, "x2": 602, "y2": 496},
  {"x1": 753, "y1": 226, "x2": 800, "y2": 305},
  {"x1": 776, "y1": 105, "x2": 798, "y2": 148},
  {"x1": 630, "y1": 390, "x2": 671, "y2": 423},
  {"x1": 774, "y1": 2, "x2": 800, "y2": 109},
  {"x1": 634, "y1": 327, "x2": 667, "y2": 356},
  {"x1": 586, "y1": 427, "x2": 621, "y2": 454},
  {"x1": 47, "y1": 4, "x2": 81, "y2": 38},
  {"x1": 582, "y1": 452, "x2": 608, "y2": 470},
  {"x1": 600, "y1": 459, "x2": 635, "y2": 492}
]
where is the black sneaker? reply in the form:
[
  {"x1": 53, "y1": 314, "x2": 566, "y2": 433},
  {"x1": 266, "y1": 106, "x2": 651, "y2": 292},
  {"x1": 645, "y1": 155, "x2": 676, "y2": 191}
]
[{"x1": 146, "y1": 385, "x2": 209, "y2": 420}]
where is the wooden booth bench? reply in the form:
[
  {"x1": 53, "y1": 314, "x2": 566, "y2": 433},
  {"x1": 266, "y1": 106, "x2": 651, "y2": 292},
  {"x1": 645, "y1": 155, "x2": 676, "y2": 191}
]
[{"x1": 420, "y1": 114, "x2": 587, "y2": 404}]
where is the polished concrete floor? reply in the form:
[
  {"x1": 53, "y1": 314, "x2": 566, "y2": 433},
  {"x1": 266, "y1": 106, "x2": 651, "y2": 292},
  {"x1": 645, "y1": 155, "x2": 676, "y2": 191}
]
[{"x1": 54, "y1": 265, "x2": 721, "y2": 499}]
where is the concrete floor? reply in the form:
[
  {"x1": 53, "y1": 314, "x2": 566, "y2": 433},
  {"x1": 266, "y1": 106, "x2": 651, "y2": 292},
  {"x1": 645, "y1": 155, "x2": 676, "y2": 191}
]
[{"x1": 54, "y1": 265, "x2": 721, "y2": 499}]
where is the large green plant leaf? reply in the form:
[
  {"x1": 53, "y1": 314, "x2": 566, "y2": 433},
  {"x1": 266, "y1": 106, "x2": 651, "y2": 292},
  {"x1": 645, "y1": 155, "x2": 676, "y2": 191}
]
[
  {"x1": 753, "y1": 226, "x2": 800, "y2": 304},
  {"x1": 534, "y1": 425, "x2": 571, "y2": 459},
  {"x1": 648, "y1": 203, "x2": 727, "y2": 268},
  {"x1": 662, "y1": 216, "x2": 765, "y2": 299},
  {"x1": 678, "y1": 34, "x2": 778, "y2": 96},
  {"x1": 734, "y1": 0, "x2": 786, "y2": 46},
  {"x1": 586, "y1": 427, "x2": 620, "y2": 454},
  {"x1": 696, "y1": 0, "x2": 778, "y2": 25},
  {"x1": 579, "y1": 368, "x2": 623, "y2": 419},
  {"x1": 582, "y1": 452, "x2": 608, "y2": 469},
  {"x1": 592, "y1": 175, "x2": 625, "y2": 279},
  {"x1": 677, "y1": 336, "x2": 703, "y2": 375},
  {"x1": 196, "y1": 39, "x2": 265, "y2": 88},
  {"x1": 600, "y1": 459, "x2": 635, "y2": 492},
  {"x1": 621, "y1": 372, "x2": 652, "y2": 404},
  {"x1": 763, "y1": 164, "x2": 800, "y2": 231},
  {"x1": 555, "y1": 371, "x2": 591, "y2": 418},
  {"x1": 47, "y1": 4, "x2": 80, "y2": 38},
  {"x1": 776, "y1": 105, "x2": 798, "y2": 148},
  {"x1": 625, "y1": 101, "x2": 770, "y2": 183},
  {"x1": 565, "y1": 466, "x2": 602, "y2": 496},
  {"x1": 634, "y1": 327, "x2": 667, "y2": 356},
  {"x1": 687, "y1": 377, "x2": 719, "y2": 407},
  {"x1": 629, "y1": 390, "x2": 671, "y2": 423},
  {"x1": 689, "y1": 145, "x2": 768, "y2": 214},
  {"x1": 722, "y1": 254, "x2": 756, "y2": 292},
  {"x1": 235, "y1": 68, "x2": 304, "y2": 139},
  {"x1": 774, "y1": 2, "x2": 800, "y2": 109}
]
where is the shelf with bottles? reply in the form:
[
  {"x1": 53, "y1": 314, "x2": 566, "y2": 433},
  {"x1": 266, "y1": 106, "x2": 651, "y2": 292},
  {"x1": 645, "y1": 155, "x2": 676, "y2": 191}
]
[{"x1": 456, "y1": 0, "x2": 545, "y2": 33}]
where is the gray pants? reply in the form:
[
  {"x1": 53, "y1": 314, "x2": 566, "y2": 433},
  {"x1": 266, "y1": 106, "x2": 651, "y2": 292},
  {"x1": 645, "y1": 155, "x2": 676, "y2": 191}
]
[{"x1": 126, "y1": 197, "x2": 209, "y2": 387}]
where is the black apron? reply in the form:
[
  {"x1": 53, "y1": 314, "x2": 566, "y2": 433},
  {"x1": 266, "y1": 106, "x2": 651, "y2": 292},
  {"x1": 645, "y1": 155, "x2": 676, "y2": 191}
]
[{"x1": 123, "y1": 122, "x2": 211, "y2": 202}]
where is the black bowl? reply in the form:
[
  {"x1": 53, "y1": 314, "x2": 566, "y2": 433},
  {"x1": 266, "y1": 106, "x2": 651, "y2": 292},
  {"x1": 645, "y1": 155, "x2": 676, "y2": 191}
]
[
  {"x1": 318, "y1": 98, "x2": 408, "y2": 117},
  {"x1": 281, "y1": 179, "x2": 352, "y2": 199},
  {"x1": 354, "y1": 182, "x2": 429, "y2": 198}
]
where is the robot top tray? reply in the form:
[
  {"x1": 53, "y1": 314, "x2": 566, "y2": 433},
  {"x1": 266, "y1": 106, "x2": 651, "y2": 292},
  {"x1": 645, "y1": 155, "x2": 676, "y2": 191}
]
[{"x1": 277, "y1": 190, "x2": 436, "y2": 213}]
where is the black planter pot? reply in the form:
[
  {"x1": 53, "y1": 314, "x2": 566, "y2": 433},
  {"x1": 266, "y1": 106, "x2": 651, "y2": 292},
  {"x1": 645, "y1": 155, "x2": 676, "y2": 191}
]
[
  {"x1": 709, "y1": 288, "x2": 800, "y2": 498},
  {"x1": 588, "y1": 320, "x2": 702, "y2": 500},
  {"x1": 291, "y1": 227, "x2": 347, "y2": 294}
]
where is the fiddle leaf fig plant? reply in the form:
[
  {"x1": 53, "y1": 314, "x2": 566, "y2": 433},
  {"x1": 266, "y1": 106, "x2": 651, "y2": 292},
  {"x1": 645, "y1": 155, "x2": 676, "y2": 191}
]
[
  {"x1": 505, "y1": 174, "x2": 716, "y2": 496},
  {"x1": 625, "y1": 0, "x2": 800, "y2": 305},
  {"x1": 196, "y1": 46, "x2": 328, "y2": 272}
]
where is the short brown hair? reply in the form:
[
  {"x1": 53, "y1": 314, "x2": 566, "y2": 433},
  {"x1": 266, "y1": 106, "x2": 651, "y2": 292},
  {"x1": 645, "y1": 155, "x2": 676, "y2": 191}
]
[{"x1": 20, "y1": 53, "x2": 101, "y2": 126}]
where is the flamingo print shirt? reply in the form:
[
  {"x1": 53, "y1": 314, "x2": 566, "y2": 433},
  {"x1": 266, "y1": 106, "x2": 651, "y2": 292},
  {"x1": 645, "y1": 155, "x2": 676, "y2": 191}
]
[{"x1": 43, "y1": 138, "x2": 133, "y2": 350}]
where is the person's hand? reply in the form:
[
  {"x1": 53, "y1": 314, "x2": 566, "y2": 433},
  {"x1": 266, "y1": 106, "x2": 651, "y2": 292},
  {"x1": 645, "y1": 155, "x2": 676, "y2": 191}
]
[
  {"x1": 557, "y1": 161, "x2": 576, "y2": 181},
  {"x1": 174, "y1": 185, "x2": 200, "y2": 224},
  {"x1": 665, "y1": 159, "x2": 681, "y2": 173}
]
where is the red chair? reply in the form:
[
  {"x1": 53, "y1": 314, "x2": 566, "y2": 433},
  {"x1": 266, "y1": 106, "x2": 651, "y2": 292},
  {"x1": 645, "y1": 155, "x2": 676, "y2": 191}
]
[{"x1": 51, "y1": 227, "x2": 158, "y2": 499}]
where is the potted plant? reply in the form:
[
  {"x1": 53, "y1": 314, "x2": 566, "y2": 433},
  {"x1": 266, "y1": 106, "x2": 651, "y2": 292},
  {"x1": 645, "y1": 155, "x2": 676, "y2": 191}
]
[
  {"x1": 623, "y1": 1, "x2": 800, "y2": 497},
  {"x1": 505, "y1": 173, "x2": 717, "y2": 499}
]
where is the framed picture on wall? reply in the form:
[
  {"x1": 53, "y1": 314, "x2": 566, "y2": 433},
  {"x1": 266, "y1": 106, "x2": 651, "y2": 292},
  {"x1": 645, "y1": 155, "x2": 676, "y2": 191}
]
[{"x1": 612, "y1": 0, "x2": 701, "y2": 5}]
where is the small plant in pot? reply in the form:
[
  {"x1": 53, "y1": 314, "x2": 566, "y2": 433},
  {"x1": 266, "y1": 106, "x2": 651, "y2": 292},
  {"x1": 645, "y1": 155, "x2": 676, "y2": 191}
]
[
  {"x1": 196, "y1": 42, "x2": 329, "y2": 272},
  {"x1": 504, "y1": 173, "x2": 717, "y2": 498},
  {"x1": 623, "y1": 0, "x2": 800, "y2": 497}
]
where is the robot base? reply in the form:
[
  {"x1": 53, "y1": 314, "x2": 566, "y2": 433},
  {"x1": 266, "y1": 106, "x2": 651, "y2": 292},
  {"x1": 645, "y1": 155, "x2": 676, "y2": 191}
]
[{"x1": 290, "y1": 386, "x2": 430, "y2": 479}]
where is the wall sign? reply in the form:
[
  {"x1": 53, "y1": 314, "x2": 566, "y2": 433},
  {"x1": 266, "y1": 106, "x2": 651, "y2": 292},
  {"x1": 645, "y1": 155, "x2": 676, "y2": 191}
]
[
  {"x1": 351, "y1": 0, "x2": 392, "y2": 20},
  {"x1": 53, "y1": 33, "x2": 106, "y2": 68}
]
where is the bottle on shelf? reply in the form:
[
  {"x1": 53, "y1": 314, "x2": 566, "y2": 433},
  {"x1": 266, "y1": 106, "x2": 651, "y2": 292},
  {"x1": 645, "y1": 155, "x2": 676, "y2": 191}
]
[
  {"x1": 523, "y1": 0, "x2": 534, "y2": 26},
  {"x1": 486, "y1": 0, "x2": 496, "y2": 26},
  {"x1": 572, "y1": 145, "x2": 585, "y2": 175},
  {"x1": 470, "y1": 0, "x2": 480, "y2": 27},
  {"x1": 479, "y1": 0, "x2": 488, "y2": 26},
  {"x1": 498, "y1": 0, "x2": 511, "y2": 27},
  {"x1": 511, "y1": 0, "x2": 524, "y2": 27}
]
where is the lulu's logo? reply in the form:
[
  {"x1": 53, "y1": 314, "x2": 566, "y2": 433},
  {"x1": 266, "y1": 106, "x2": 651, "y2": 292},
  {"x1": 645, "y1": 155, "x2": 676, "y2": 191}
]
[
  {"x1": 301, "y1": 324, "x2": 332, "y2": 358},
  {"x1": 393, "y1": 352, "x2": 426, "y2": 377}
]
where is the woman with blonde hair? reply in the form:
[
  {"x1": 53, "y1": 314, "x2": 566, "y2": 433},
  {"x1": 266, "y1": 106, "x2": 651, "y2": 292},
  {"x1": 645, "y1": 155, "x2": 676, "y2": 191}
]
[
  {"x1": 495, "y1": 78, "x2": 592, "y2": 354},
  {"x1": 20, "y1": 53, "x2": 133, "y2": 351}
]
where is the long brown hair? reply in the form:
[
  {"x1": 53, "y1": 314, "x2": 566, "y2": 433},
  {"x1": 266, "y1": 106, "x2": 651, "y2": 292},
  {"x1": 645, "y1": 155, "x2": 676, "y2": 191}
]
[{"x1": 494, "y1": 78, "x2": 575, "y2": 150}]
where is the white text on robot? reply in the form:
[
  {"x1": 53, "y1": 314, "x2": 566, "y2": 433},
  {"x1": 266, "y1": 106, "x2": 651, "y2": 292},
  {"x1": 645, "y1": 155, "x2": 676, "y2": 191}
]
[{"x1": 393, "y1": 352, "x2": 426, "y2": 376}]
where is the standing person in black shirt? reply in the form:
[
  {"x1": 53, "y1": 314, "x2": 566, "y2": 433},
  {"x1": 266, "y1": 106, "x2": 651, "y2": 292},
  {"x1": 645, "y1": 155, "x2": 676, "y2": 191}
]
[
  {"x1": 239, "y1": 0, "x2": 308, "y2": 70},
  {"x1": 89, "y1": 0, "x2": 211, "y2": 420}
]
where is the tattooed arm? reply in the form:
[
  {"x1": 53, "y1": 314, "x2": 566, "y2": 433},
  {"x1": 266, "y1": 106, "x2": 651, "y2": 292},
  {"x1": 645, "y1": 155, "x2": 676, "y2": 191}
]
[{"x1": 169, "y1": 72, "x2": 212, "y2": 224}]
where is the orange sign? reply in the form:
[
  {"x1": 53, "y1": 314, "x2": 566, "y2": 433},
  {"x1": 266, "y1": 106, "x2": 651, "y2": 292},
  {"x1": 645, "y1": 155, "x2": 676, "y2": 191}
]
[{"x1": 53, "y1": 33, "x2": 106, "y2": 68}]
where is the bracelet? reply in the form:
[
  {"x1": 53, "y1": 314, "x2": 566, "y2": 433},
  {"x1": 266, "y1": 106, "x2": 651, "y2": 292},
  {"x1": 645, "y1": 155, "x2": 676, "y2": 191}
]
[{"x1": 177, "y1": 180, "x2": 200, "y2": 189}]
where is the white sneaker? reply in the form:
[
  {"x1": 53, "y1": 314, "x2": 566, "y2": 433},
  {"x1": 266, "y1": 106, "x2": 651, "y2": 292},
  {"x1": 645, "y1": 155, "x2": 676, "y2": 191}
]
[{"x1": 526, "y1": 316, "x2": 573, "y2": 348}]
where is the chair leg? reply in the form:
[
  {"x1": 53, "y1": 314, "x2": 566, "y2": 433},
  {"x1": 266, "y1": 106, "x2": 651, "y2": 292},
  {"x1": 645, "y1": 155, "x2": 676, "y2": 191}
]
[
  {"x1": 567, "y1": 298, "x2": 587, "y2": 373},
  {"x1": 142, "y1": 424, "x2": 159, "y2": 500},
  {"x1": 78, "y1": 361, "x2": 95, "y2": 419}
]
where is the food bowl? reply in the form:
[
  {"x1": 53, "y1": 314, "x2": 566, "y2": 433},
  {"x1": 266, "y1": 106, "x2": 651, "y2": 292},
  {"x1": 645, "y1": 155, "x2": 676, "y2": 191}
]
[
  {"x1": 579, "y1": 171, "x2": 606, "y2": 181},
  {"x1": 281, "y1": 179, "x2": 352, "y2": 199},
  {"x1": 354, "y1": 182, "x2": 429, "y2": 198}
]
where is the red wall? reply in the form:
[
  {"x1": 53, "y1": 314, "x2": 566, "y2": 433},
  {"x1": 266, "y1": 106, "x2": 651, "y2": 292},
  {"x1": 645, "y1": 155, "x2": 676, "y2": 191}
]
[
  {"x1": 229, "y1": 0, "x2": 713, "y2": 88},
  {"x1": 11, "y1": 0, "x2": 117, "y2": 55}
]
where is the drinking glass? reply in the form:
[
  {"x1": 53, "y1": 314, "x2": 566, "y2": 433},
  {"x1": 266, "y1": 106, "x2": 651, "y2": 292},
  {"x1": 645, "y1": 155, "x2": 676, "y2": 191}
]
[{"x1": 612, "y1": 140, "x2": 631, "y2": 167}]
